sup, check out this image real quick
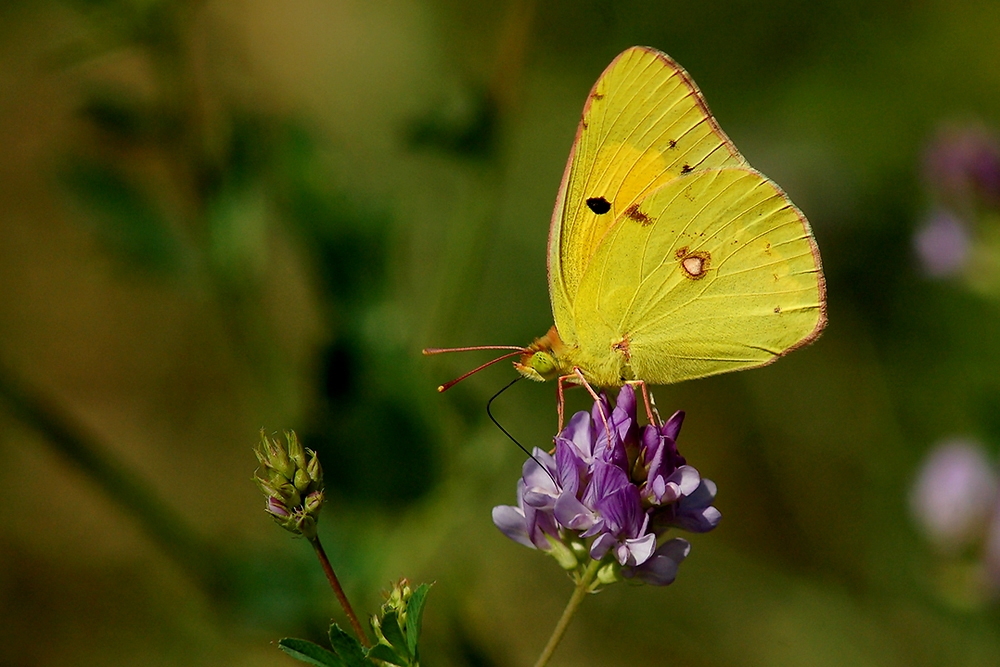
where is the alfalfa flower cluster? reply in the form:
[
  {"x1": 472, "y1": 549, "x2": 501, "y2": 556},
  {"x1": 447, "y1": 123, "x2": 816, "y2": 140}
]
[{"x1": 493, "y1": 385, "x2": 720, "y2": 587}]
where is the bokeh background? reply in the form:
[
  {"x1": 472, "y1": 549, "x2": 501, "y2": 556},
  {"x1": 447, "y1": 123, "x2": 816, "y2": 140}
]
[{"x1": 4, "y1": 1, "x2": 1000, "y2": 665}]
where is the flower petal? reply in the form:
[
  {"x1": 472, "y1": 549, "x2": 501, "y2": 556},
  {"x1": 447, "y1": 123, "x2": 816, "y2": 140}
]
[
  {"x1": 626, "y1": 538, "x2": 691, "y2": 585},
  {"x1": 619, "y1": 532, "x2": 657, "y2": 566},
  {"x1": 492, "y1": 505, "x2": 535, "y2": 549},
  {"x1": 674, "y1": 504, "x2": 722, "y2": 533},
  {"x1": 555, "y1": 492, "x2": 597, "y2": 531},
  {"x1": 661, "y1": 411, "x2": 685, "y2": 442},
  {"x1": 668, "y1": 465, "x2": 702, "y2": 497},
  {"x1": 590, "y1": 533, "x2": 617, "y2": 561}
]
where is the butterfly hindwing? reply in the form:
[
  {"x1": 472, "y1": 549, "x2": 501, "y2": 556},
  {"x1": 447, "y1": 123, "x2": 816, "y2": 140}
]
[{"x1": 570, "y1": 167, "x2": 826, "y2": 386}]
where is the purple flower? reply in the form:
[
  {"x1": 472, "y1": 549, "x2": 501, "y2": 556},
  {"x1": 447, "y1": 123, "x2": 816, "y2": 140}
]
[
  {"x1": 589, "y1": 481, "x2": 656, "y2": 566},
  {"x1": 911, "y1": 439, "x2": 998, "y2": 552},
  {"x1": 492, "y1": 386, "x2": 720, "y2": 586},
  {"x1": 924, "y1": 124, "x2": 1000, "y2": 206},
  {"x1": 910, "y1": 439, "x2": 1000, "y2": 604},
  {"x1": 492, "y1": 448, "x2": 561, "y2": 550},
  {"x1": 623, "y1": 538, "x2": 691, "y2": 586},
  {"x1": 914, "y1": 210, "x2": 971, "y2": 277}
]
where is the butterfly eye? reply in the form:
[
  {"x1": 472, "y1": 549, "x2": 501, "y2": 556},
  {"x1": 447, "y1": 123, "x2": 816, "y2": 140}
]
[
  {"x1": 586, "y1": 197, "x2": 612, "y2": 214},
  {"x1": 529, "y1": 351, "x2": 560, "y2": 379}
]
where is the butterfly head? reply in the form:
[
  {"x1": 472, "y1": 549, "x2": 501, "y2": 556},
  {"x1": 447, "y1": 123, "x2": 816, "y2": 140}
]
[
  {"x1": 514, "y1": 351, "x2": 560, "y2": 382},
  {"x1": 514, "y1": 326, "x2": 569, "y2": 382}
]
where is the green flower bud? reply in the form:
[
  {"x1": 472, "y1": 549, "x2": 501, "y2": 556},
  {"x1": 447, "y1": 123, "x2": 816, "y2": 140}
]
[
  {"x1": 258, "y1": 429, "x2": 295, "y2": 481},
  {"x1": 255, "y1": 476, "x2": 279, "y2": 499},
  {"x1": 273, "y1": 481, "x2": 300, "y2": 508},
  {"x1": 595, "y1": 560, "x2": 623, "y2": 587},
  {"x1": 286, "y1": 430, "x2": 308, "y2": 470},
  {"x1": 383, "y1": 577, "x2": 412, "y2": 625},
  {"x1": 293, "y1": 468, "x2": 312, "y2": 494},
  {"x1": 371, "y1": 578, "x2": 413, "y2": 652},
  {"x1": 307, "y1": 452, "x2": 323, "y2": 485},
  {"x1": 544, "y1": 534, "x2": 580, "y2": 571},
  {"x1": 304, "y1": 490, "x2": 324, "y2": 514}
]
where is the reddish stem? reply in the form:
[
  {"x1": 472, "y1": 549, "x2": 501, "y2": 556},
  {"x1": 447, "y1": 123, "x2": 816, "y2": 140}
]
[{"x1": 310, "y1": 536, "x2": 370, "y2": 647}]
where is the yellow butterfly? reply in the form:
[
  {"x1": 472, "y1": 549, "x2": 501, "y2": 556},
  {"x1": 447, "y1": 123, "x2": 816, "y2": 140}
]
[{"x1": 427, "y1": 47, "x2": 826, "y2": 420}]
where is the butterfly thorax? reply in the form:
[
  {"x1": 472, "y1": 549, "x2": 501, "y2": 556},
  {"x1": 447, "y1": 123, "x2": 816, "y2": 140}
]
[
  {"x1": 514, "y1": 326, "x2": 575, "y2": 382},
  {"x1": 515, "y1": 324, "x2": 637, "y2": 387}
]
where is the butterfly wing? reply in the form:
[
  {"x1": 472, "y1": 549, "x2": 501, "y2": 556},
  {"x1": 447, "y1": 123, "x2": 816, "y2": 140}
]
[
  {"x1": 569, "y1": 167, "x2": 826, "y2": 386},
  {"x1": 548, "y1": 47, "x2": 747, "y2": 347}
]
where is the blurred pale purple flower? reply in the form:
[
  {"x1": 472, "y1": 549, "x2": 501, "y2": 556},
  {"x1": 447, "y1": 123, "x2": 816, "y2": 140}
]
[
  {"x1": 493, "y1": 386, "x2": 720, "y2": 586},
  {"x1": 924, "y1": 124, "x2": 1000, "y2": 206},
  {"x1": 914, "y1": 210, "x2": 971, "y2": 277},
  {"x1": 910, "y1": 439, "x2": 998, "y2": 552}
]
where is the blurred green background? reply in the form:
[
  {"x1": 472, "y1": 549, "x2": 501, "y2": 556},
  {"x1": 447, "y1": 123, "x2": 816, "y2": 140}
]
[{"x1": 3, "y1": 0, "x2": 1000, "y2": 665}]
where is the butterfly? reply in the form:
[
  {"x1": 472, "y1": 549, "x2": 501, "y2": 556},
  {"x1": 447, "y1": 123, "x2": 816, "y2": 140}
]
[{"x1": 426, "y1": 46, "x2": 826, "y2": 425}]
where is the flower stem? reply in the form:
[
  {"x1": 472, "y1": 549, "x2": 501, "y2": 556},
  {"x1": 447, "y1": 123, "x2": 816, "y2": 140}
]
[
  {"x1": 533, "y1": 559, "x2": 602, "y2": 667},
  {"x1": 310, "y1": 536, "x2": 370, "y2": 648}
]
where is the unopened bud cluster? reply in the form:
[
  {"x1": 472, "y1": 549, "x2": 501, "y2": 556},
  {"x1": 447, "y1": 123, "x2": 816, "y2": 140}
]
[
  {"x1": 255, "y1": 430, "x2": 324, "y2": 539},
  {"x1": 371, "y1": 578, "x2": 412, "y2": 645}
]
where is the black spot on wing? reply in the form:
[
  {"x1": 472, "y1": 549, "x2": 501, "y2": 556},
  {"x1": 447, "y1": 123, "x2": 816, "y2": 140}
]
[{"x1": 586, "y1": 197, "x2": 612, "y2": 214}]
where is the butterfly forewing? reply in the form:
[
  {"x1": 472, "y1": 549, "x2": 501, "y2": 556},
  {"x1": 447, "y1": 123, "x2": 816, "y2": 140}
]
[
  {"x1": 571, "y1": 168, "x2": 825, "y2": 386},
  {"x1": 549, "y1": 46, "x2": 747, "y2": 345}
]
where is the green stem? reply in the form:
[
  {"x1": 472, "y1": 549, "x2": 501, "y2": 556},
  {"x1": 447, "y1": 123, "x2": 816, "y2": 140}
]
[
  {"x1": 533, "y1": 559, "x2": 602, "y2": 667},
  {"x1": 310, "y1": 536, "x2": 370, "y2": 648},
  {"x1": 0, "y1": 361, "x2": 222, "y2": 594}
]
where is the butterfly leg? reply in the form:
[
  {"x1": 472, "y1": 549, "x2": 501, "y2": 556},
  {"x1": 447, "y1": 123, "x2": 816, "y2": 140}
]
[
  {"x1": 571, "y1": 368, "x2": 613, "y2": 446},
  {"x1": 556, "y1": 372, "x2": 605, "y2": 431},
  {"x1": 626, "y1": 380, "x2": 660, "y2": 426},
  {"x1": 557, "y1": 374, "x2": 568, "y2": 432}
]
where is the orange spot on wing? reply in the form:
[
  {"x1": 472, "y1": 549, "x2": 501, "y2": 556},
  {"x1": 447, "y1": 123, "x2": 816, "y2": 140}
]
[{"x1": 624, "y1": 203, "x2": 654, "y2": 226}]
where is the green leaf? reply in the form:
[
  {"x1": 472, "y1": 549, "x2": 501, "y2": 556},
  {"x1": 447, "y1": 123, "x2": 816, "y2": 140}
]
[
  {"x1": 61, "y1": 159, "x2": 184, "y2": 273},
  {"x1": 278, "y1": 638, "x2": 345, "y2": 667},
  {"x1": 406, "y1": 583, "x2": 432, "y2": 657},
  {"x1": 379, "y1": 610, "x2": 408, "y2": 658},
  {"x1": 328, "y1": 624, "x2": 369, "y2": 667},
  {"x1": 365, "y1": 643, "x2": 407, "y2": 666},
  {"x1": 406, "y1": 85, "x2": 498, "y2": 161}
]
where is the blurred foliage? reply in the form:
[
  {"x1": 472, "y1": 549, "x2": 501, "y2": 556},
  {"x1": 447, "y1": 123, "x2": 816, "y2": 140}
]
[
  {"x1": 4, "y1": 0, "x2": 1000, "y2": 666},
  {"x1": 406, "y1": 85, "x2": 500, "y2": 161}
]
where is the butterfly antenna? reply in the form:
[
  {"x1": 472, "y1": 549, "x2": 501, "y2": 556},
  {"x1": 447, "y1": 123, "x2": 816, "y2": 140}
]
[
  {"x1": 423, "y1": 345, "x2": 526, "y2": 355},
  {"x1": 425, "y1": 348, "x2": 527, "y2": 393},
  {"x1": 487, "y1": 377, "x2": 557, "y2": 485}
]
